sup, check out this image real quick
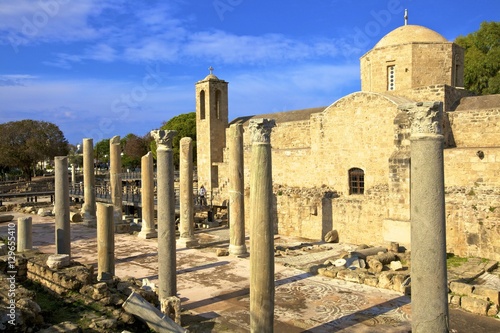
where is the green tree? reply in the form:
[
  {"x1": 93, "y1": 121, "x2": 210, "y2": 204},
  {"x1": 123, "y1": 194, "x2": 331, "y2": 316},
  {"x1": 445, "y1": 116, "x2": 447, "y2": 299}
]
[
  {"x1": 94, "y1": 138, "x2": 110, "y2": 169},
  {"x1": 158, "y1": 112, "x2": 197, "y2": 168},
  {"x1": 121, "y1": 133, "x2": 149, "y2": 170},
  {"x1": 67, "y1": 143, "x2": 83, "y2": 168},
  {"x1": 0, "y1": 120, "x2": 69, "y2": 181},
  {"x1": 455, "y1": 21, "x2": 500, "y2": 95}
]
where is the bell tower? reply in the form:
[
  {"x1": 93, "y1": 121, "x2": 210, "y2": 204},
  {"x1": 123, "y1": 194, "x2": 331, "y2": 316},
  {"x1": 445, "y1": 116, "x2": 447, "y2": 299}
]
[{"x1": 195, "y1": 67, "x2": 229, "y2": 193}]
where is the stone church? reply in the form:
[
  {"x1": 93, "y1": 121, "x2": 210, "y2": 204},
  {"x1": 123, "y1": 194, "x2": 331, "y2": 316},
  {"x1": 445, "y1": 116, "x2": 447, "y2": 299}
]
[{"x1": 195, "y1": 24, "x2": 500, "y2": 261}]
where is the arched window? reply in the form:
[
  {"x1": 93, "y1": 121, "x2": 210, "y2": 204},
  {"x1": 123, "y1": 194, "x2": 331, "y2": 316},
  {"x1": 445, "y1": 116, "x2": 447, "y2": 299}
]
[
  {"x1": 349, "y1": 168, "x2": 365, "y2": 195},
  {"x1": 387, "y1": 65, "x2": 395, "y2": 91},
  {"x1": 200, "y1": 90, "x2": 206, "y2": 120},
  {"x1": 215, "y1": 89, "x2": 221, "y2": 119}
]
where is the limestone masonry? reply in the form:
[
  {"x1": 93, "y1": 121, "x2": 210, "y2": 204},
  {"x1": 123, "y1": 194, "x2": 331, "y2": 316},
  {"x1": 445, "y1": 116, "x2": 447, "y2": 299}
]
[{"x1": 195, "y1": 24, "x2": 500, "y2": 261}]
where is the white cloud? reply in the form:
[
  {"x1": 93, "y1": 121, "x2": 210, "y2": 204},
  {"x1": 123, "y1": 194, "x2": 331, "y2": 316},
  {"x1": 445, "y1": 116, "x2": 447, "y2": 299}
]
[
  {"x1": 0, "y1": 74, "x2": 37, "y2": 86},
  {"x1": 183, "y1": 31, "x2": 340, "y2": 64},
  {"x1": 0, "y1": 0, "x2": 121, "y2": 49}
]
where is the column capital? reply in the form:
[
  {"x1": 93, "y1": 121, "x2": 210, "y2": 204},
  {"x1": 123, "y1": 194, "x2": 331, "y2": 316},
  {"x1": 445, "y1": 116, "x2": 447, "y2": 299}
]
[
  {"x1": 151, "y1": 130, "x2": 177, "y2": 149},
  {"x1": 398, "y1": 101, "x2": 442, "y2": 135},
  {"x1": 249, "y1": 118, "x2": 276, "y2": 143}
]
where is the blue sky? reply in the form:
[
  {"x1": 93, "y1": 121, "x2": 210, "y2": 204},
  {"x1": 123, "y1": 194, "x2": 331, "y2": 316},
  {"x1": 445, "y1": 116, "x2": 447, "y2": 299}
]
[{"x1": 0, "y1": 0, "x2": 499, "y2": 145}]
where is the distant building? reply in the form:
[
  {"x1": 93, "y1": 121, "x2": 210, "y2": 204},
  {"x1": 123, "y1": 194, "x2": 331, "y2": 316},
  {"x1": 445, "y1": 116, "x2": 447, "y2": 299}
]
[{"x1": 196, "y1": 24, "x2": 500, "y2": 261}]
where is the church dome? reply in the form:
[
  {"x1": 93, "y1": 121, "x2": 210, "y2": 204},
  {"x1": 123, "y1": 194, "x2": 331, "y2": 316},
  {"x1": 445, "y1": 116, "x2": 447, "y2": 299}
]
[
  {"x1": 374, "y1": 25, "x2": 448, "y2": 48},
  {"x1": 204, "y1": 73, "x2": 219, "y2": 81}
]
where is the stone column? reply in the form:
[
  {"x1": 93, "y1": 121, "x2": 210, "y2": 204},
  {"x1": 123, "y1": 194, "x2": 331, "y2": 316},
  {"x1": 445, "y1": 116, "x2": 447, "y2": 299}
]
[
  {"x1": 404, "y1": 101, "x2": 449, "y2": 333},
  {"x1": 177, "y1": 137, "x2": 198, "y2": 248},
  {"x1": 17, "y1": 217, "x2": 32, "y2": 252},
  {"x1": 71, "y1": 164, "x2": 76, "y2": 185},
  {"x1": 55, "y1": 156, "x2": 71, "y2": 257},
  {"x1": 97, "y1": 203, "x2": 115, "y2": 281},
  {"x1": 81, "y1": 138, "x2": 97, "y2": 227},
  {"x1": 249, "y1": 118, "x2": 276, "y2": 333},
  {"x1": 110, "y1": 136, "x2": 123, "y2": 226},
  {"x1": 229, "y1": 124, "x2": 247, "y2": 256},
  {"x1": 152, "y1": 129, "x2": 177, "y2": 299},
  {"x1": 139, "y1": 152, "x2": 157, "y2": 239}
]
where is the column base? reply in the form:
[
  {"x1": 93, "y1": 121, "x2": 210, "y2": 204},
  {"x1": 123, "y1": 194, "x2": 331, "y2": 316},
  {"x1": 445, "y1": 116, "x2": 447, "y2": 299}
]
[
  {"x1": 138, "y1": 230, "x2": 158, "y2": 239},
  {"x1": 177, "y1": 237, "x2": 199, "y2": 248},
  {"x1": 229, "y1": 244, "x2": 248, "y2": 256},
  {"x1": 98, "y1": 272, "x2": 114, "y2": 282},
  {"x1": 83, "y1": 217, "x2": 97, "y2": 228},
  {"x1": 81, "y1": 210, "x2": 97, "y2": 227}
]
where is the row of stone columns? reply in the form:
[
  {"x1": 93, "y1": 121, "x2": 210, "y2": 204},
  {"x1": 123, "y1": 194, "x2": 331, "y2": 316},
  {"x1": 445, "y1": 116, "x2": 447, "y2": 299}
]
[{"x1": 46, "y1": 102, "x2": 447, "y2": 332}]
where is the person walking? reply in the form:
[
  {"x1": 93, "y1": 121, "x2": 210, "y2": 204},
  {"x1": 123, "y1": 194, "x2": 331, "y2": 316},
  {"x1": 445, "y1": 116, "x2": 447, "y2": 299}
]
[{"x1": 198, "y1": 185, "x2": 207, "y2": 206}]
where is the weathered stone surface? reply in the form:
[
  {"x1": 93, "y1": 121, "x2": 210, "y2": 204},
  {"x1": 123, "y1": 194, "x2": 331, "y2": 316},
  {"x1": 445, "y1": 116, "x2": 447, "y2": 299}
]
[
  {"x1": 324, "y1": 230, "x2": 339, "y2": 243},
  {"x1": 228, "y1": 123, "x2": 248, "y2": 256},
  {"x1": 367, "y1": 259, "x2": 383, "y2": 273},
  {"x1": 320, "y1": 269, "x2": 338, "y2": 278},
  {"x1": 449, "y1": 281, "x2": 474, "y2": 296},
  {"x1": 37, "y1": 208, "x2": 52, "y2": 217},
  {"x1": 473, "y1": 286, "x2": 500, "y2": 306},
  {"x1": 460, "y1": 296, "x2": 489, "y2": 316},
  {"x1": 46, "y1": 254, "x2": 70, "y2": 269},
  {"x1": 38, "y1": 321, "x2": 81, "y2": 333},
  {"x1": 390, "y1": 260, "x2": 403, "y2": 271},
  {"x1": 90, "y1": 317, "x2": 117, "y2": 330},
  {"x1": 392, "y1": 273, "x2": 410, "y2": 293},
  {"x1": 449, "y1": 295, "x2": 461, "y2": 306},
  {"x1": 378, "y1": 272, "x2": 395, "y2": 289},
  {"x1": 346, "y1": 257, "x2": 366, "y2": 269},
  {"x1": 487, "y1": 304, "x2": 499, "y2": 317},
  {"x1": 0, "y1": 214, "x2": 14, "y2": 222},
  {"x1": 216, "y1": 248, "x2": 229, "y2": 256},
  {"x1": 70, "y1": 212, "x2": 83, "y2": 222}
]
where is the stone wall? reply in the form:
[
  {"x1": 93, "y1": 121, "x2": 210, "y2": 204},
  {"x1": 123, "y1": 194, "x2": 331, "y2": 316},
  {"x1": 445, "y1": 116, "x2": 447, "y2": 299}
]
[
  {"x1": 328, "y1": 186, "x2": 390, "y2": 245},
  {"x1": 272, "y1": 186, "x2": 337, "y2": 240},
  {"x1": 445, "y1": 184, "x2": 500, "y2": 261},
  {"x1": 444, "y1": 148, "x2": 500, "y2": 186},
  {"x1": 360, "y1": 42, "x2": 459, "y2": 94},
  {"x1": 447, "y1": 108, "x2": 500, "y2": 147}
]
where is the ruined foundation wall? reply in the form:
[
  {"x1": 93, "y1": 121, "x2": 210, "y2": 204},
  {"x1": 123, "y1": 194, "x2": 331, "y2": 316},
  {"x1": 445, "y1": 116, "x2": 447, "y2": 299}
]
[{"x1": 445, "y1": 184, "x2": 500, "y2": 261}]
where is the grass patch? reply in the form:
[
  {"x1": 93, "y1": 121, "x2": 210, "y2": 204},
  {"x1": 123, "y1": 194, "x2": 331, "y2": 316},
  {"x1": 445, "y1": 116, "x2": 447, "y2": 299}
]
[{"x1": 446, "y1": 253, "x2": 469, "y2": 268}]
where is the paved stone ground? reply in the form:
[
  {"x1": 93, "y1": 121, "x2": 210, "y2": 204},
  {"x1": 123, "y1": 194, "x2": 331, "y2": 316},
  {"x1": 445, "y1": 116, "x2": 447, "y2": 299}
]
[{"x1": 1, "y1": 210, "x2": 500, "y2": 332}]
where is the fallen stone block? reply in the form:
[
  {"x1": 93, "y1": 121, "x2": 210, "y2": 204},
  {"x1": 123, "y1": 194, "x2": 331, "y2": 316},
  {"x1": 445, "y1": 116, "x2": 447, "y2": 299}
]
[
  {"x1": 122, "y1": 291, "x2": 187, "y2": 333},
  {"x1": 38, "y1": 208, "x2": 52, "y2": 217},
  {"x1": 350, "y1": 246, "x2": 387, "y2": 259},
  {"x1": 378, "y1": 272, "x2": 395, "y2": 289},
  {"x1": 367, "y1": 259, "x2": 383, "y2": 273},
  {"x1": 487, "y1": 304, "x2": 499, "y2": 317},
  {"x1": 473, "y1": 286, "x2": 500, "y2": 306},
  {"x1": 216, "y1": 248, "x2": 229, "y2": 256},
  {"x1": 461, "y1": 296, "x2": 489, "y2": 316},
  {"x1": 46, "y1": 254, "x2": 70, "y2": 269},
  {"x1": 389, "y1": 260, "x2": 403, "y2": 271},
  {"x1": 324, "y1": 229, "x2": 339, "y2": 243},
  {"x1": 70, "y1": 212, "x2": 83, "y2": 222},
  {"x1": 0, "y1": 214, "x2": 14, "y2": 222},
  {"x1": 449, "y1": 281, "x2": 473, "y2": 296}
]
